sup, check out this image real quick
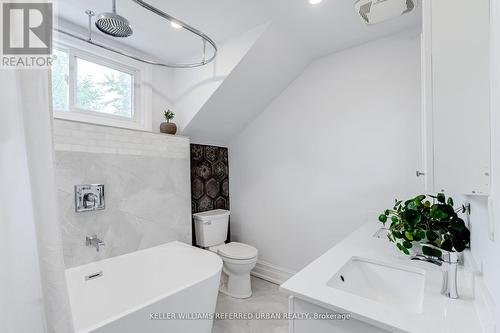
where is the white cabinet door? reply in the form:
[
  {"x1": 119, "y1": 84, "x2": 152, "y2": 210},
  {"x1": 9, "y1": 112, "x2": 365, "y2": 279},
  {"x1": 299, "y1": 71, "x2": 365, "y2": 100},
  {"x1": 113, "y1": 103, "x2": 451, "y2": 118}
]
[
  {"x1": 423, "y1": 0, "x2": 491, "y2": 195},
  {"x1": 289, "y1": 297, "x2": 391, "y2": 333}
]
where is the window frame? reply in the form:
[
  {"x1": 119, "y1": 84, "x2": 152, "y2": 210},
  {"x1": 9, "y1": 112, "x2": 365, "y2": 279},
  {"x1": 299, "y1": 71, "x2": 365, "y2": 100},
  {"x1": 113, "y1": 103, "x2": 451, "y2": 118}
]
[
  {"x1": 72, "y1": 51, "x2": 136, "y2": 120},
  {"x1": 52, "y1": 35, "x2": 152, "y2": 131}
]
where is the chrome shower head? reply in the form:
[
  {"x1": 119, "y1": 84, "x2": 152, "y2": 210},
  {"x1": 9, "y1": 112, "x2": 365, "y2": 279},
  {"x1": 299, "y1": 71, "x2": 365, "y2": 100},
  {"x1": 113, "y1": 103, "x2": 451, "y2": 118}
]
[
  {"x1": 95, "y1": 12, "x2": 133, "y2": 37},
  {"x1": 95, "y1": 0, "x2": 133, "y2": 38}
]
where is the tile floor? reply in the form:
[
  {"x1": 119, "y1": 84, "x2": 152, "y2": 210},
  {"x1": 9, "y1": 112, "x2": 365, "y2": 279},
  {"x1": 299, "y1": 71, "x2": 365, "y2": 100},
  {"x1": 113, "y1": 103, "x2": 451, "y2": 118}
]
[{"x1": 212, "y1": 276, "x2": 289, "y2": 333}]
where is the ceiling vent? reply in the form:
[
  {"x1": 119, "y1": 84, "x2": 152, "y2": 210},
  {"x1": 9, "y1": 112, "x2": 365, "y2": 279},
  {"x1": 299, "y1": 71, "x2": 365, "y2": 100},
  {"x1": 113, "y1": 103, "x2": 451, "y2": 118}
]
[{"x1": 355, "y1": 0, "x2": 416, "y2": 25}]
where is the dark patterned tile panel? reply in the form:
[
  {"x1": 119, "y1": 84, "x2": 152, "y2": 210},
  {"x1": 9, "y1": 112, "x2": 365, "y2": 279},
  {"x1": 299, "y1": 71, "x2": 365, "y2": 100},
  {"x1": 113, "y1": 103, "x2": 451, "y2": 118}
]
[{"x1": 191, "y1": 144, "x2": 230, "y2": 245}]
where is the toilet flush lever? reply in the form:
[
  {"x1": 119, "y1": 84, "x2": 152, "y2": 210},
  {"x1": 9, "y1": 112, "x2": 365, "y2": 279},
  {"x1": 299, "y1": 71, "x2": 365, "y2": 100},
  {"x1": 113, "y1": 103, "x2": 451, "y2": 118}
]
[{"x1": 416, "y1": 171, "x2": 426, "y2": 177}]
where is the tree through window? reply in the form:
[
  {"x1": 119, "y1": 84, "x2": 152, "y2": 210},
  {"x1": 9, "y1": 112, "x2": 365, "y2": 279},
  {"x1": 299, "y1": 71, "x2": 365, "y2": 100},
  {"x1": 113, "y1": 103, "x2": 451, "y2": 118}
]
[{"x1": 51, "y1": 49, "x2": 134, "y2": 119}]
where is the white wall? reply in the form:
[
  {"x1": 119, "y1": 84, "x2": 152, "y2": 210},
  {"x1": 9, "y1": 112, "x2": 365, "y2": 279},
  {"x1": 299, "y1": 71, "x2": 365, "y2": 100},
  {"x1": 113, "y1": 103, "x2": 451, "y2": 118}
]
[
  {"x1": 489, "y1": 0, "x2": 500, "y2": 325},
  {"x1": 228, "y1": 30, "x2": 423, "y2": 271},
  {"x1": 466, "y1": 196, "x2": 497, "y2": 299},
  {"x1": 151, "y1": 67, "x2": 175, "y2": 133}
]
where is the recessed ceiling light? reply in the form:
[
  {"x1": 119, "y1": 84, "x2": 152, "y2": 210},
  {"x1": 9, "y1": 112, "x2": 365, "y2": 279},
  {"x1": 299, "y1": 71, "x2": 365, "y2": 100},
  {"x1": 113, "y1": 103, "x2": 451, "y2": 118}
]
[
  {"x1": 171, "y1": 21, "x2": 182, "y2": 29},
  {"x1": 309, "y1": 0, "x2": 323, "y2": 4}
]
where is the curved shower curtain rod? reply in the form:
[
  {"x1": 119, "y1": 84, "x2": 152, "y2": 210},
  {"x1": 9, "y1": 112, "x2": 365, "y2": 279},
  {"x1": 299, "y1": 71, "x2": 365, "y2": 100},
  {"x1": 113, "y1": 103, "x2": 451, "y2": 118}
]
[{"x1": 54, "y1": 0, "x2": 218, "y2": 68}]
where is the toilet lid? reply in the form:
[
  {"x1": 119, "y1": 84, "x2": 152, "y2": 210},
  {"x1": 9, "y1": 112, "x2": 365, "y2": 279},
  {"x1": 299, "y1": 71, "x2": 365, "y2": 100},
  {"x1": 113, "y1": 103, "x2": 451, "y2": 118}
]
[{"x1": 218, "y1": 242, "x2": 258, "y2": 260}]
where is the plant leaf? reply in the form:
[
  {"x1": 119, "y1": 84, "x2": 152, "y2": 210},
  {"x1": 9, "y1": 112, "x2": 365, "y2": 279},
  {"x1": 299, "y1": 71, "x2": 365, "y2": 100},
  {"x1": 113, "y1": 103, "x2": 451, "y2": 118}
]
[
  {"x1": 453, "y1": 240, "x2": 467, "y2": 252},
  {"x1": 430, "y1": 206, "x2": 449, "y2": 219},
  {"x1": 407, "y1": 201, "x2": 417, "y2": 210},
  {"x1": 380, "y1": 194, "x2": 469, "y2": 256},
  {"x1": 402, "y1": 210, "x2": 421, "y2": 225},
  {"x1": 416, "y1": 229, "x2": 426, "y2": 239},
  {"x1": 426, "y1": 230, "x2": 438, "y2": 241},
  {"x1": 403, "y1": 241, "x2": 413, "y2": 249},
  {"x1": 450, "y1": 218, "x2": 465, "y2": 231},
  {"x1": 441, "y1": 239, "x2": 453, "y2": 251}
]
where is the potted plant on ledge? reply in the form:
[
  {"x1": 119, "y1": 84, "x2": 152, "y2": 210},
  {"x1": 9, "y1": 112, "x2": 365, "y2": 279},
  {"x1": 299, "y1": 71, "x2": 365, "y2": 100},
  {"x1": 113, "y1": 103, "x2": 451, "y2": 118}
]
[
  {"x1": 160, "y1": 110, "x2": 177, "y2": 135},
  {"x1": 378, "y1": 193, "x2": 470, "y2": 258}
]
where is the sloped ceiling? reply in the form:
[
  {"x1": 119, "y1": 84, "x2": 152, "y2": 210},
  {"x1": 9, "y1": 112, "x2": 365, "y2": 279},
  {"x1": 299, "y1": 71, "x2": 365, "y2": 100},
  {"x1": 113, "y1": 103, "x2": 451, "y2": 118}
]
[
  {"x1": 56, "y1": 0, "x2": 422, "y2": 145},
  {"x1": 181, "y1": 24, "x2": 310, "y2": 145},
  {"x1": 171, "y1": 24, "x2": 270, "y2": 137}
]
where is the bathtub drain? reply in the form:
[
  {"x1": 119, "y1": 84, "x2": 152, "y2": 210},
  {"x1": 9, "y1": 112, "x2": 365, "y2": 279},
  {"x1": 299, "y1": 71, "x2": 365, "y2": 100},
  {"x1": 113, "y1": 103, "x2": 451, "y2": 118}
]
[{"x1": 85, "y1": 271, "x2": 104, "y2": 281}]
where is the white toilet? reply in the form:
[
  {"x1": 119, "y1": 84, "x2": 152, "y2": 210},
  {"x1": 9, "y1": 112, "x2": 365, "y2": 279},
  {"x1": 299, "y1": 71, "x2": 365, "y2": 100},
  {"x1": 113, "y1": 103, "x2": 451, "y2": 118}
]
[{"x1": 193, "y1": 209, "x2": 258, "y2": 299}]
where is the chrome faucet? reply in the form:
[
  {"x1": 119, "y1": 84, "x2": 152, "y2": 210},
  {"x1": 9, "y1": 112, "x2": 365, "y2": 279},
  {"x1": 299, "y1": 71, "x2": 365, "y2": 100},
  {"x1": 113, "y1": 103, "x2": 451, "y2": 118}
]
[
  {"x1": 410, "y1": 244, "x2": 459, "y2": 299},
  {"x1": 86, "y1": 235, "x2": 105, "y2": 252}
]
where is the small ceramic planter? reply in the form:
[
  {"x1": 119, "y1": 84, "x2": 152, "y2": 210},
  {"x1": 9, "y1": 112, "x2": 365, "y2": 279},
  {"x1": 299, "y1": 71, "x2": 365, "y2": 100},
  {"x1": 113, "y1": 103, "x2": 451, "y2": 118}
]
[{"x1": 160, "y1": 122, "x2": 177, "y2": 135}]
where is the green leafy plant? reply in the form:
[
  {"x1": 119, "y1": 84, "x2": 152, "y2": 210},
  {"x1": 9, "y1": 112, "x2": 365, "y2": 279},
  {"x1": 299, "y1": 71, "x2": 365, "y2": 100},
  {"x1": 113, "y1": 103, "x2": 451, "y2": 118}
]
[
  {"x1": 378, "y1": 193, "x2": 470, "y2": 258},
  {"x1": 164, "y1": 110, "x2": 175, "y2": 123}
]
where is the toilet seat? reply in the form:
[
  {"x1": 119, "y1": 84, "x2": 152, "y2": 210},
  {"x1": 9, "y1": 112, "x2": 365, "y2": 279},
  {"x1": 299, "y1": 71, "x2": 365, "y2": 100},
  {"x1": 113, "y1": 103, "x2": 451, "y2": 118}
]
[{"x1": 217, "y1": 242, "x2": 258, "y2": 260}]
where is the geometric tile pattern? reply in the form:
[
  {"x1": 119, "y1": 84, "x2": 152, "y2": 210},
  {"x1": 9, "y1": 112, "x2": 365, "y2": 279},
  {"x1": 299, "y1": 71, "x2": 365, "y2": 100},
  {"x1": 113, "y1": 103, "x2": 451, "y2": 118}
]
[
  {"x1": 190, "y1": 144, "x2": 230, "y2": 244},
  {"x1": 190, "y1": 144, "x2": 230, "y2": 213}
]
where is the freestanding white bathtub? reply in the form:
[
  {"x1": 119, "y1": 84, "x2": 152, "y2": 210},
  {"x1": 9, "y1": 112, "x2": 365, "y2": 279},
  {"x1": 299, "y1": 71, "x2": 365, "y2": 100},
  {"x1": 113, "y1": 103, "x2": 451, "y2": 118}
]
[{"x1": 65, "y1": 241, "x2": 222, "y2": 333}]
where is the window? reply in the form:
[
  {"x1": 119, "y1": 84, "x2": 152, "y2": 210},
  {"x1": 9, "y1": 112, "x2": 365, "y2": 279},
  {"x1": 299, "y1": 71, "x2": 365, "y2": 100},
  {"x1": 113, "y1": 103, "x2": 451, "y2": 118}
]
[
  {"x1": 51, "y1": 38, "x2": 152, "y2": 131},
  {"x1": 75, "y1": 57, "x2": 133, "y2": 118}
]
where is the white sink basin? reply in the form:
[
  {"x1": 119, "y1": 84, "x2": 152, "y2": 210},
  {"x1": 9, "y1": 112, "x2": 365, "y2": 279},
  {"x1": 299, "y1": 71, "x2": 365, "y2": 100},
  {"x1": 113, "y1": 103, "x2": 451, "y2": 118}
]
[{"x1": 327, "y1": 257, "x2": 425, "y2": 314}]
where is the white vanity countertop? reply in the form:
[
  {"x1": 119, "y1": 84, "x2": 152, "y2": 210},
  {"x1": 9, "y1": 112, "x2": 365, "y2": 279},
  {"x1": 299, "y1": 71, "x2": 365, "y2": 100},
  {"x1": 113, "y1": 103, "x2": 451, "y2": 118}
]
[{"x1": 280, "y1": 222, "x2": 483, "y2": 333}]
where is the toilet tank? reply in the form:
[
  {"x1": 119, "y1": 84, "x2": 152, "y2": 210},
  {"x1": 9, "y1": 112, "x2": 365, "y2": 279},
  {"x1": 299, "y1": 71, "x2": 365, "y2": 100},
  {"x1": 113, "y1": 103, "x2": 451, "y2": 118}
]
[{"x1": 193, "y1": 209, "x2": 230, "y2": 247}]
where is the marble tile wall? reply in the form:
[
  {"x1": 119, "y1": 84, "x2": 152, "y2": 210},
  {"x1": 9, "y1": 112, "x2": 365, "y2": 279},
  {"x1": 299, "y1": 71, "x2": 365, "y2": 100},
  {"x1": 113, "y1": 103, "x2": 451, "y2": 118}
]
[
  {"x1": 53, "y1": 119, "x2": 189, "y2": 158},
  {"x1": 54, "y1": 120, "x2": 191, "y2": 268}
]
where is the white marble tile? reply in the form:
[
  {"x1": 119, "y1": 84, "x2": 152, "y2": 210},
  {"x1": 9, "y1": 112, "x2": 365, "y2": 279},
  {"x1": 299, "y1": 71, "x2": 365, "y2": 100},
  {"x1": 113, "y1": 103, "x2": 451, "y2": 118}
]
[
  {"x1": 213, "y1": 277, "x2": 289, "y2": 333},
  {"x1": 55, "y1": 149, "x2": 191, "y2": 268},
  {"x1": 53, "y1": 119, "x2": 190, "y2": 159}
]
